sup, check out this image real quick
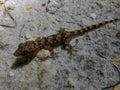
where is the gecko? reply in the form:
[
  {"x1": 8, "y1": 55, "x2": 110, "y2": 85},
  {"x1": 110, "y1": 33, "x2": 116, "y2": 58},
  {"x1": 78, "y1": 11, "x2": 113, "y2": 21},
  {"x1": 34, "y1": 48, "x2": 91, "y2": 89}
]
[{"x1": 14, "y1": 18, "x2": 119, "y2": 60}]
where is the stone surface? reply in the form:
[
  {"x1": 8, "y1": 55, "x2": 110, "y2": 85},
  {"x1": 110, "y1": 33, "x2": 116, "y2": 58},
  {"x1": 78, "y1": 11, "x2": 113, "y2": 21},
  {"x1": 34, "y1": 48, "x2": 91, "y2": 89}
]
[
  {"x1": 0, "y1": 26, "x2": 5, "y2": 31},
  {"x1": 37, "y1": 60, "x2": 57, "y2": 88},
  {"x1": 0, "y1": 0, "x2": 120, "y2": 90}
]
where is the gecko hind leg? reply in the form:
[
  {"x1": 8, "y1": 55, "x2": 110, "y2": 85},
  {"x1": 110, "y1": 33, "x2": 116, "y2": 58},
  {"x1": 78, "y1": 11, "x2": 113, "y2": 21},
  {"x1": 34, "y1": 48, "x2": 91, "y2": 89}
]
[
  {"x1": 62, "y1": 38, "x2": 78, "y2": 56},
  {"x1": 46, "y1": 47, "x2": 59, "y2": 59},
  {"x1": 50, "y1": 50, "x2": 59, "y2": 59}
]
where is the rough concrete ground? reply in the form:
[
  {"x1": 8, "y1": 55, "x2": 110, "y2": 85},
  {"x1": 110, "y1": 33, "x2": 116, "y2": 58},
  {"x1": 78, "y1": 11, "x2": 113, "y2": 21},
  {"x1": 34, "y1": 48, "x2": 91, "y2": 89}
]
[{"x1": 0, "y1": 0, "x2": 120, "y2": 90}]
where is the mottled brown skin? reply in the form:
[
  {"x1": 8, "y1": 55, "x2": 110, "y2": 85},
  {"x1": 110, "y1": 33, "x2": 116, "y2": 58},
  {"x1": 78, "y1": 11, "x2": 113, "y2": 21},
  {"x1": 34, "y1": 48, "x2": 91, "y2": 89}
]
[
  {"x1": 14, "y1": 41, "x2": 39, "y2": 57},
  {"x1": 14, "y1": 19, "x2": 119, "y2": 60}
]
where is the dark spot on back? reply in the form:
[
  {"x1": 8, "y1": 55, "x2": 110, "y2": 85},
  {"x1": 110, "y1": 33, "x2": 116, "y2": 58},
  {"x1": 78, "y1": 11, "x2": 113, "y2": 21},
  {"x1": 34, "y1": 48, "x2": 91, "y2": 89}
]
[
  {"x1": 86, "y1": 26, "x2": 91, "y2": 30},
  {"x1": 105, "y1": 21, "x2": 109, "y2": 24},
  {"x1": 99, "y1": 23, "x2": 103, "y2": 26},
  {"x1": 109, "y1": 20, "x2": 113, "y2": 22},
  {"x1": 93, "y1": 24, "x2": 97, "y2": 28}
]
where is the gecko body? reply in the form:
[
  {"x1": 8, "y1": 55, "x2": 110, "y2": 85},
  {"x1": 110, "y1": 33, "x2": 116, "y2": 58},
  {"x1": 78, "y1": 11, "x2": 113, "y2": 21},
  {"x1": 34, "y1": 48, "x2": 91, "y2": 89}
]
[{"x1": 14, "y1": 19, "x2": 119, "y2": 60}]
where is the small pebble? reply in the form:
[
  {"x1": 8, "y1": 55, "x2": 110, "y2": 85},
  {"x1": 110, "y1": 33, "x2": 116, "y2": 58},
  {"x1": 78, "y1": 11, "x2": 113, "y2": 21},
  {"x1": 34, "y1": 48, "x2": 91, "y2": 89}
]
[
  {"x1": 89, "y1": 13, "x2": 97, "y2": 19},
  {"x1": 8, "y1": 71, "x2": 15, "y2": 77},
  {"x1": 6, "y1": 1, "x2": 16, "y2": 10},
  {"x1": 37, "y1": 49, "x2": 51, "y2": 60}
]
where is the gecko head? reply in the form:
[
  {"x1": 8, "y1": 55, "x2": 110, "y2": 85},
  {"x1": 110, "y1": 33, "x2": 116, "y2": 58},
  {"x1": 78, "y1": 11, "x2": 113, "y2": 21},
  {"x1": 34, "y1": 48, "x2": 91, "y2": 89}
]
[{"x1": 14, "y1": 41, "x2": 39, "y2": 58}]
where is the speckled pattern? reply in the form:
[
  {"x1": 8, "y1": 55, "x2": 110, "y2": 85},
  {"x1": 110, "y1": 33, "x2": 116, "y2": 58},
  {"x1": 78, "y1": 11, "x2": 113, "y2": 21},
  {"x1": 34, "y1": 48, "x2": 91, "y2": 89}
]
[{"x1": 0, "y1": 0, "x2": 120, "y2": 90}]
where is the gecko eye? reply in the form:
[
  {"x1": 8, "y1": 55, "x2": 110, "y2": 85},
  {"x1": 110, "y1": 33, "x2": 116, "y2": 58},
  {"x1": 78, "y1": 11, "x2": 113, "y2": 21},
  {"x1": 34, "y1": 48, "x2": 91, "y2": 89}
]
[
  {"x1": 14, "y1": 43, "x2": 26, "y2": 56},
  {"x1": 21, "y1": 50, "x2": 29, "y2": 55},
  {"x1": 18, "y1": 43, "x2": 30, "y2": 55}
]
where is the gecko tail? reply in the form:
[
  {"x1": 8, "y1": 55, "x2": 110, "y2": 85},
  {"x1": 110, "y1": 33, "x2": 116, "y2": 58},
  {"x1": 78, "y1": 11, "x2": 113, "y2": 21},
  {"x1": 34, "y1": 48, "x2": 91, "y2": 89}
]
[{"x1": 71, "y1": 18, "x2": 119, "y2": 36}]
